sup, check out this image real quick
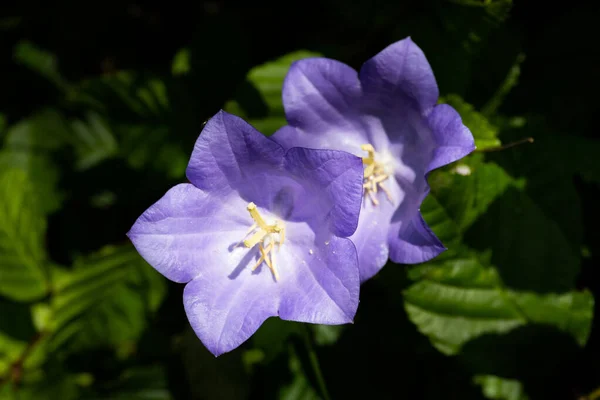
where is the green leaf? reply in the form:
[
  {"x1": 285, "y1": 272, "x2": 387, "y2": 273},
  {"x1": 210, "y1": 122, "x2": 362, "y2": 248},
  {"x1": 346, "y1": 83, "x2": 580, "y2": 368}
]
[
  {"x1": 70, "y1": 112, "x2": 118, "y2": 170},
  {"x1": 466, "y1": 186, "x2": 580, "y2": 293},
  {"x1": 410, "y1": 157, "x2": 593, "y2": 355},
  {"x1": 3, "y1": 109, "x2": 70, "y2": 151},
  {"x1": 427, "y1": 154, "x2": 581, "y2": 293},
  {"x1": 68, "y1": 71, "x2": 169, "y2": 121},
  {"x1": 251, "y1": 318, "x2": 302, "y2": 362},
  {"x1": 440, "y1": 94, "x2": 501, "y2": 150},
  {"x1": 505, "y1": 290, "x2": 593, "y2": 347},
  {"x1": 0, "y1": 152, "x2": 62, "y2": 215},
  {"x1": 172, "y1": 48, "x2": 191, "y2": 76},
  {"x1": 225, "y1": 51, "x2": 321, "y2": 135},
  {"x1": 474, "y1": 375, "x2": 529, "y2": 400},
  {"x1": 481, "y1": 53, "x2": 525, "y2": 117},
  {"x1": 419, "y1": 194, "x2": 461, "y2": 254},
  {"x1": 404, "y1": 253, "x2": 593, "y2": 355},
  {"x1": 119, "y1": 124, "x2": 187, "y2": 179},
  {"x1": 0, "y1": 332, "x2": 27, "y2": 378},
  {"x1": 487, "y1": 120, "x2": 584, "y2": 248},
  {"x1": 45, "y1": 245, "x2": 165, "y2": 353},
  {"x1": 0, "y1": 300, "x2": 37, "y2": 377},
  {"x1": 427, "y1": 155, "x2": 516, "y2": 233},
  {"x1": 404, "y1": 254, "x2": 522, "y2": 355},
  {"x1": 0, "y1": 169, "x2": 48, "y2": 301},
  {"x1": 311, "y1": 325, "x2": 344, "y2": 346},
  {"x1": 13, "y1": 41, "x2": 68, "y2": 90},
  {"x1": 278, "y1": 345, "x2": 320, "y2": 400},
  {"x1": 0, "y1": 109, "x2": 70, "y2": 214},
  {"x1": 66, "y1": 72, "x2": 186, "y2": 178}
]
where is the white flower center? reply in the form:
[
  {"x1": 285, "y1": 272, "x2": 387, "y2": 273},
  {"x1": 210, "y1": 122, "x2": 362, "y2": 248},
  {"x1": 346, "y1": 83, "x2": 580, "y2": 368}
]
[{"x1": 361, "y1": 144, "x2": 394, "y2": 206}]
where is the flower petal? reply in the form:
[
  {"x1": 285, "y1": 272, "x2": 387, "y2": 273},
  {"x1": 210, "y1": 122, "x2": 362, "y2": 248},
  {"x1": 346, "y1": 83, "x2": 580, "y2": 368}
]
[
  {"x1": 385, "y1": 103, "x2": 474, "y2": 264},
  {"x1": 276, "y1": 58, "x2": 367, "y2": 151},
  {"x1": 284, "y1": 147, "x2": 363, "y2": 238},
  {"x1": 349, "y1": 179, "x2": 402, "y2": 282},
  {"x1": 387, "y1": 211, "x2": 446, "y2": 264},
  {"x1": 186, "y1": 110, "x2": 285, "y2": 192},
  {"x1": 184, "y1": 269, "x2": 278, "y2": 357},
  {"x1": 278, "y1": 233, "x2": 359, "y2": 324},
  {"x1": 359, "y1": 37, "x2": 439, "y2": 114},
  {"x1": 426, "y1": 103, "x2": 476, "y2": 172},
  {"x1": 127, "y1": 183, "x2": 250, "y2": 283}
]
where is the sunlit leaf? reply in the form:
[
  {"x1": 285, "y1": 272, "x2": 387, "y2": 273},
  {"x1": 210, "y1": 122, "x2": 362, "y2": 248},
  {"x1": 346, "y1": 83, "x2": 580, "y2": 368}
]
[
  {"x1": 0, "y1": 169, "x2": 48, "y2": 301},
  {"x1": 412, "y1": 154, "x2": 593, "y2": 361},
  {"x1": 427, "y1": 155, "x2": 516, "y2": 232},
  {"x1": 440, "y1": 94, "x2": 501, "y2": 150},
  {"x1": 404, "y1": 253, "x2": 593, "y2": 354},
  {"x1": 474, "y1": 375, "x2": 529, "y2": 400},
  {"x1": 427, "y1": 154, "x2": 582, "y2": 293},
  {"x1": 419, "y1": 194, "x2": 461, "y2": 255}
]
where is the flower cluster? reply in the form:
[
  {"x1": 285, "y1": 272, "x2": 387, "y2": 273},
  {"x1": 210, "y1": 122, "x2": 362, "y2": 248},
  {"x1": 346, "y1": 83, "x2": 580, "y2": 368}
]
[{"x1": 128, "y1": 37, "x2": 474, "y2": 356}]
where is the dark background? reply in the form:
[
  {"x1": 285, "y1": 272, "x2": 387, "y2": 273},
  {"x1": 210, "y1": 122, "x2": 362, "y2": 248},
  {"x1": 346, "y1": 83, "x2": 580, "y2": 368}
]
[{"x1": 0, "y1": 1, "x2": 598, "y2": 399}]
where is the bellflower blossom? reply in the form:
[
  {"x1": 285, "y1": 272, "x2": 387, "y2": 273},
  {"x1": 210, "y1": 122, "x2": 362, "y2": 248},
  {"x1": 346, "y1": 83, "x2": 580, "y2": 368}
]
[
  {"x1": 127, "y1": 111, "x2": 364, "y2": 356},
  {"x1": 273, "y1": 37, "x2": 476, "y2": 282}
]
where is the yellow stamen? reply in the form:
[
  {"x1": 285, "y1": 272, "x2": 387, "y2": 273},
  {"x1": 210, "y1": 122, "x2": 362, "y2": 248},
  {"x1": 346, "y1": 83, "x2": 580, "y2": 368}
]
[
  {"x1": 247, "y1": 202, "x2": 269, "y2": 230},
  {"x1": 243, "y1": 229, "x2": 268, "y2": 248},
  {"x1": 241, "y1": 203, "x2": 285, "y2": 281},
  {"x1": 361, "y1": 144, "x2": 393, "y2": 206}
]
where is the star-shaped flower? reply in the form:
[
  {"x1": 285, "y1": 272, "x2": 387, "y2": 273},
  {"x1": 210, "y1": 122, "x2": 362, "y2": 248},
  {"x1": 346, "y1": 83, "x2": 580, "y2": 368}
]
[
  {"x1": 273, "y1": 37, "x2": 475, "y2": 282},
  {"x1": 127, "y1": 111, "x2": 364, "y2": 356}
]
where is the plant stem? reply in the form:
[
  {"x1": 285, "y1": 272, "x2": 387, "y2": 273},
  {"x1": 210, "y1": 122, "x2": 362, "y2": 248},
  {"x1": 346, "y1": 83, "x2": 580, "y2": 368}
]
[
  {"x1": 475, "y1": 137, "x2": 534, "y2": 153},
  {"x1": 302, "y1": 325, "x2": 332, "y2": 400}
]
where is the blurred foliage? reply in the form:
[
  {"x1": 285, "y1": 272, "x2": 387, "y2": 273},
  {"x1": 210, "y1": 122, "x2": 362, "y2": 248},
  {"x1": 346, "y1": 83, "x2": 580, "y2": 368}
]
[{"x1": 0, "y1": 1, "x2": 599, "y2": 399}]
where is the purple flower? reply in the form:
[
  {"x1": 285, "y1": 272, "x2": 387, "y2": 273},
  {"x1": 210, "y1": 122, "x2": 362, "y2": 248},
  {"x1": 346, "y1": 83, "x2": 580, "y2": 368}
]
[
  {"x1": 273, "y1": 37, "x2": 475, "y2": 283},
  {"x1": 127, "y1": 111, "x2": 364, "y2": 356}
]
